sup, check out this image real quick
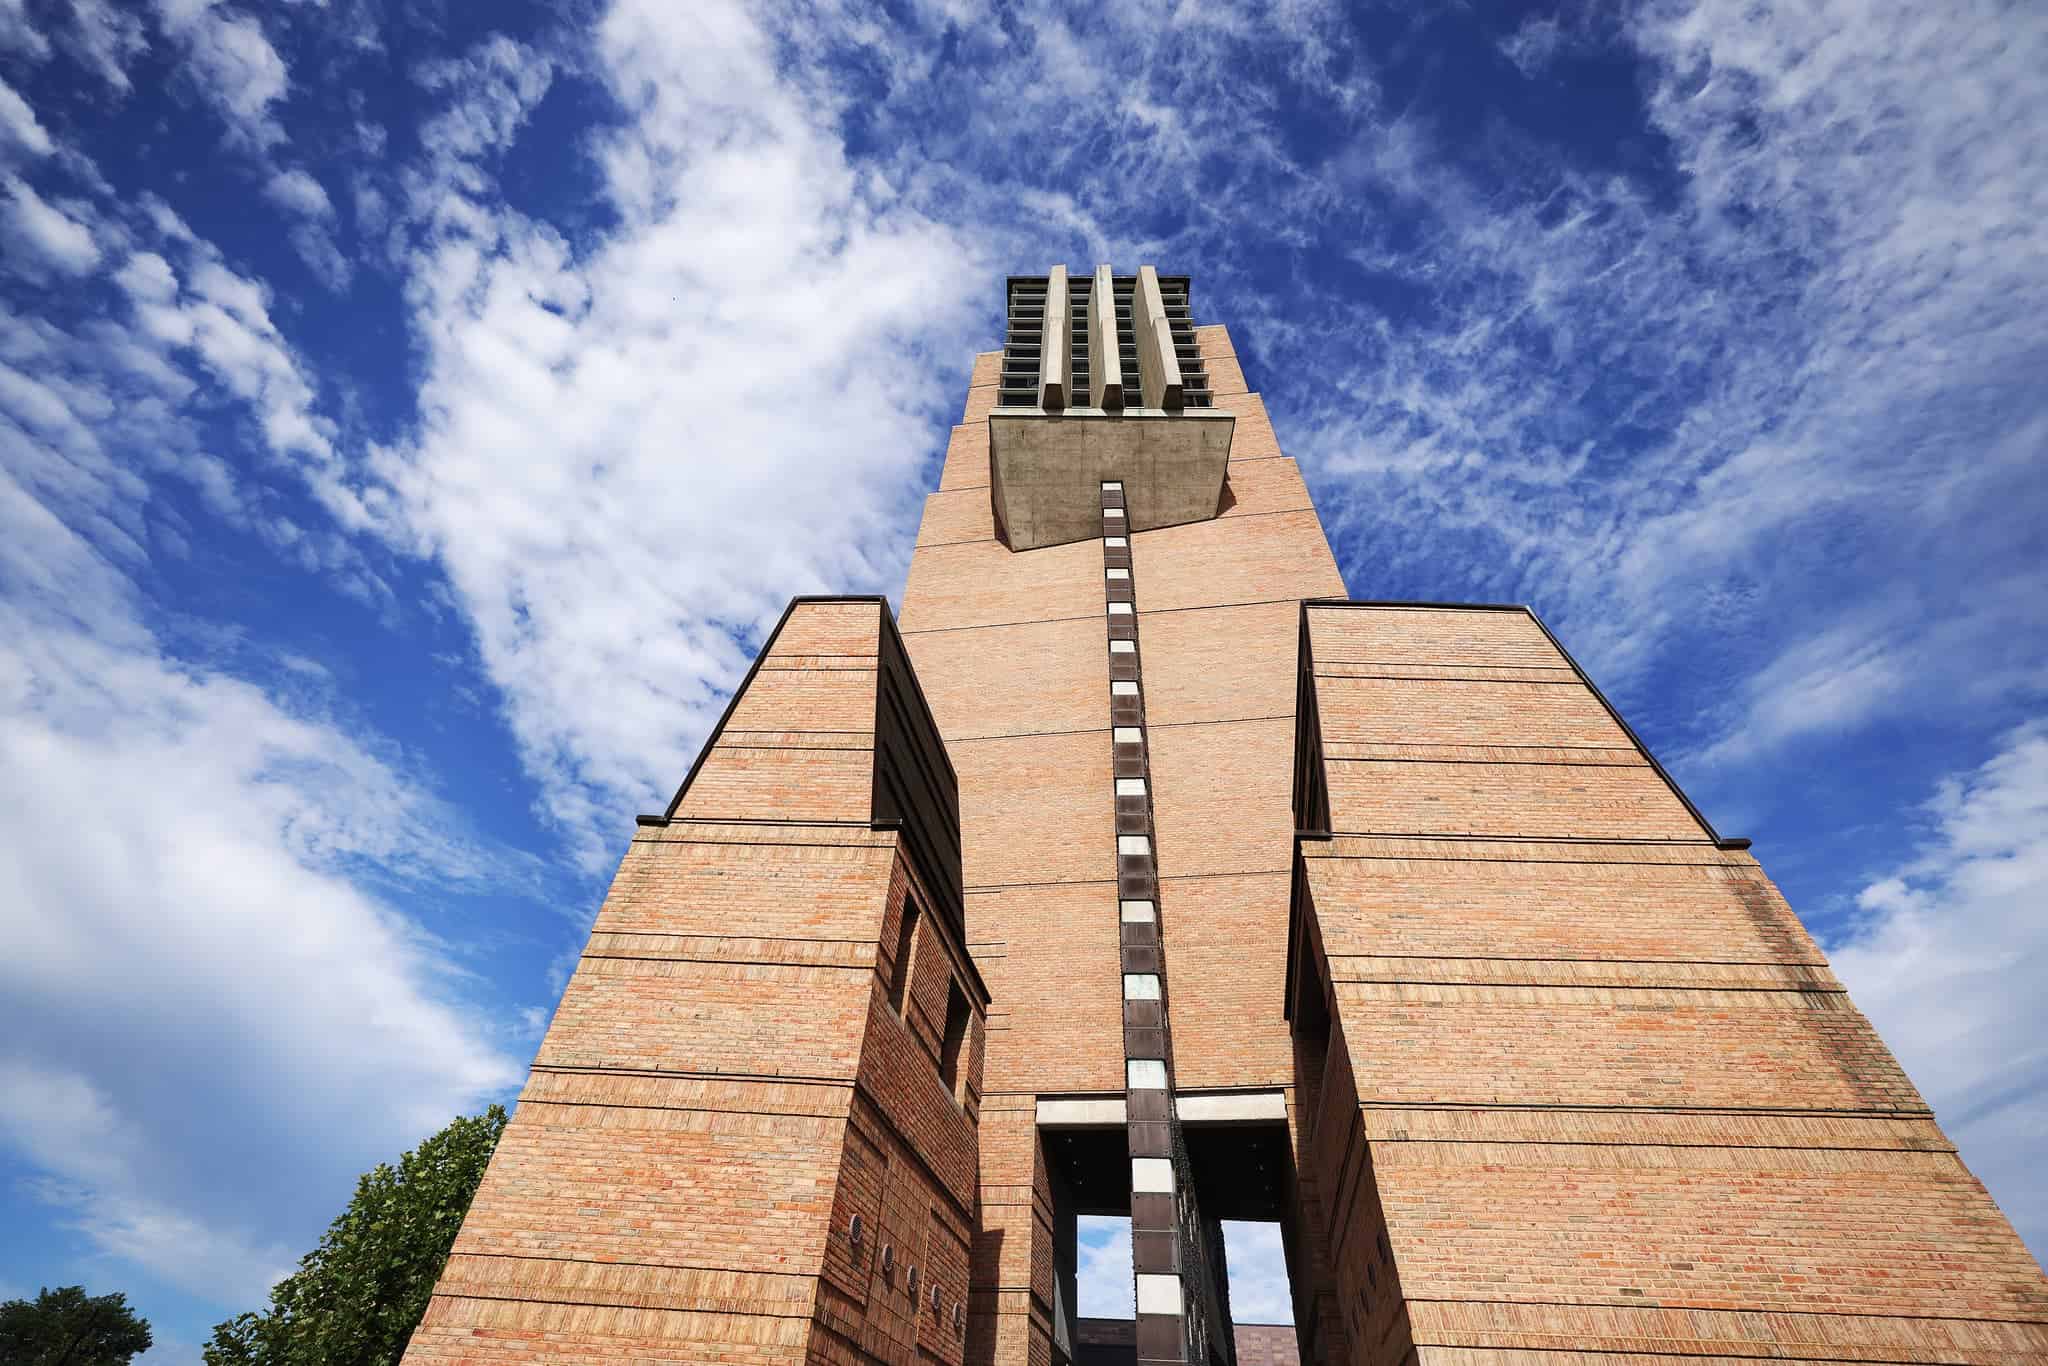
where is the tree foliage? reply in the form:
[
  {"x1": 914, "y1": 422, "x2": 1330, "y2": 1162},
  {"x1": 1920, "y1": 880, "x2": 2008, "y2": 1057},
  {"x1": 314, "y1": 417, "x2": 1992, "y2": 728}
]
[
  {"x1": 203, "y1": 1104, "x2": 507, "y2": 1366},
  {"x1": 0, "y1": 1285, "x2": 153, "y2": 1366}
]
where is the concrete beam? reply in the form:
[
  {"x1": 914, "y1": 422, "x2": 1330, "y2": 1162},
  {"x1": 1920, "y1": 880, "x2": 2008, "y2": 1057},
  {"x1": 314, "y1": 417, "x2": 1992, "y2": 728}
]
[
  {"x1": 1040, "y1": 265, "x2": 1069, "y2": 409},
  {"x1": 1088, "y1": 264, "x2": 1122, "y2": 411},
  {"x1": 1037, "y1": 1096, "x2": 1128, "y2": 1128},
  {"x1": 1033, "y1": 1091, "x2": 1289, "y2": 1129},
  {"x1": 1134, "y1": 265, "x2": 1183, "y2": 411},
  {"x1": 1173, "y1": 1089, "x2": 1288, "y2": 1124}
]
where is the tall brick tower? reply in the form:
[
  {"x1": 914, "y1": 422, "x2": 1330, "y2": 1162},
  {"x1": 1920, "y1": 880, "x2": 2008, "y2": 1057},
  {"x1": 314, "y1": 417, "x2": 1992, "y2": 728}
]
[{"x1": 404, "y1": 270, "x2": 2048, "y2": 1365}]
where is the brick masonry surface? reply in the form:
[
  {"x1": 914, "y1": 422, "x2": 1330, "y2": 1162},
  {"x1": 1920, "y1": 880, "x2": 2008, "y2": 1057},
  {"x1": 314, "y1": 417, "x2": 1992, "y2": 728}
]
[
  {"x1": 1232, "y1": 1324, "x2": 1300, "y2": 1366},
  {"x1": 403, "y1": 602, "x2": 990, "y2": 1366},
  {"x1": 919, "y1": 326, "x2": 2044, "y2": 1364},
  {"x1": 408, "y1": 321, "x2": 2047, "y2": 1365},
  {"x1": 1291, "y1": 602, "x2": 2048, "y2": 1362}
]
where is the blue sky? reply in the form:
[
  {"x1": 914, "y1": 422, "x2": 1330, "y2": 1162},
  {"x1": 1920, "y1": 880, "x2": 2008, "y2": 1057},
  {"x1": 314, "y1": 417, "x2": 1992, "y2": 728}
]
[{"x1": 1, "y1": 0, "x2": 2042, "y2": 1358}]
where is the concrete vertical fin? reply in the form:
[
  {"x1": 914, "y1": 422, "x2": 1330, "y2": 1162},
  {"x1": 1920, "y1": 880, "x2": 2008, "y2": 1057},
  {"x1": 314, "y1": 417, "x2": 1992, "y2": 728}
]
[
  {"x1": 1135, "y1": 265, "x2": 1184, "y2": 411},
  {"x1": 1090, "y1": 264, "x2": 1123, "y2": 411},
  {"x1": 1041, "y1": 264, "x2": 1069, "y2": 409}
]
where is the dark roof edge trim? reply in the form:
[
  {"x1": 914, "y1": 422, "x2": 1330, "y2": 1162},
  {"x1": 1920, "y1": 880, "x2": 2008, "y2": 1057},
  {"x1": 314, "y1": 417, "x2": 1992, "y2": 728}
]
[{"x1": 645, "y1": 595, "x2": 902, "y2": 827}]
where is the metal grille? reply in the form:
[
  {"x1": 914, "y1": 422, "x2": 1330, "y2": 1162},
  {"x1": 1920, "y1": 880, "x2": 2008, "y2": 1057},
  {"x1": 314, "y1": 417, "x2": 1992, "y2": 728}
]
[
  {"x1": 1114, "y1": 275, "x2": 1141, "y2": 399},
  {"x1": 1070, "y1": 273, "x2": 1092, "y2": 406},
  {"x1": 1157, "y1": 276, "x2": 1214, "y2": 408},
  {"x1": 1170, "y1": 1110, "x2": 1234, "y2": 1365},
  {"x1": 999, "y1": 277, "x2": 1045, "y2": 408}
]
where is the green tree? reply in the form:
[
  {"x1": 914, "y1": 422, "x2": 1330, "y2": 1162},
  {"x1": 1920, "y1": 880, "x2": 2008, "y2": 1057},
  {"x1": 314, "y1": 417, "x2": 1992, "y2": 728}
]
[
  {"x1": 0, "y1": 1285, "x2": 152, "y2": 1366},
  {"x1": 203, "y1": 1104, "x2": 507, "y2": 1366}
]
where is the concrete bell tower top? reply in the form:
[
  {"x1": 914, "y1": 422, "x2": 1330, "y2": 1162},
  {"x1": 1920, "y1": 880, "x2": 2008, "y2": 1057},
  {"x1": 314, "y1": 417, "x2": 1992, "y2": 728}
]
[{"x1": 988, "y1": 266, "x2": 1234, "y2": 551}]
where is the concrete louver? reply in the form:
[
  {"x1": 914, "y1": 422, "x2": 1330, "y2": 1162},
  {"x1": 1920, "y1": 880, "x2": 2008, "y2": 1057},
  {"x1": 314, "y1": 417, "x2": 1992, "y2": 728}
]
[
  {"x1": 1040, "y1": 264, "x2": 1069, "y2": 408},
  {"x1": 988, "y1": 266, "x2": 1234, "y2": 549},
  {"x1": 1088, "y1": 263, "x2": 1122, "y2": 410},
  {"x1": 1134, "y1": 265, "x2": 1184, "y2": 410}
]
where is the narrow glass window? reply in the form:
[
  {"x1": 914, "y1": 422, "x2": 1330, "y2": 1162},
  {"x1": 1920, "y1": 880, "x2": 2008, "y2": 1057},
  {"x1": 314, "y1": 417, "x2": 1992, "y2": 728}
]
[
  {"x1": 888, "y1": 896, "x2": 920, "y2": 1013},
  {"x1": 939, "y1": 977, "x2": 971, "y2": 1097}
]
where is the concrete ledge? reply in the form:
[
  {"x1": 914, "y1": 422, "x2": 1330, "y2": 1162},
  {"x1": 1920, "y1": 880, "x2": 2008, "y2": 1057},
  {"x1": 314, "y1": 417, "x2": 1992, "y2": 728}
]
[
  {"x1": 988, "y1": 408, "x2": 1234, "y2": 550},
  {"x1": 1174, "y1": 1089, "x2": 1288, "y2": 1124},
  {"x1": 1036, "y1": 1096, "x2": 1127, "y2": 1128},
  {"x1": 1034, "y1": 1089, "x2": 1287, "y2": 1128}
]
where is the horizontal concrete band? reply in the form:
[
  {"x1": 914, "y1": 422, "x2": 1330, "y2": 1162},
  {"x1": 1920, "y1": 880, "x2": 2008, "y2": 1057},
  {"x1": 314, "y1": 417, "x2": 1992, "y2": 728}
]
[
  {"x1": 1402, "y1": 1295, "x2": 2048, "y2": 1340},
  {"x1": 899, "y1": 594, "x2": 1312, "y2": 637},
  {"x1": 1035, "y1": 1089, "x2": 1287, "y2": 1128},
  {"x1": 1319, "y1": 829, "x2": 1721, "y2": 845},
  {"x1": 908, "y1": 712, "x2": 1297, "y2": 746}
]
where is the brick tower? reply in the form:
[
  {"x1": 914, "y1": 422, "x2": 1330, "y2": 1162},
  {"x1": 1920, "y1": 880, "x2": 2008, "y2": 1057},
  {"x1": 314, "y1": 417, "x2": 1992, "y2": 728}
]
[{"x1": 403, "y1": 271, "x2": 2048, "y2": 1365}]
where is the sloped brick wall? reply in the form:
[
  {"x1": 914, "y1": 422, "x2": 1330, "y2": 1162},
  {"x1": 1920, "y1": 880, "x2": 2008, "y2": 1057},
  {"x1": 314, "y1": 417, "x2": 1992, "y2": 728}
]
[
  {"x1": 1293, "y1": 603, "x2": 2048, "y2": 1361},
  {"x1": 404, "y1": 601, "x2": 987, "y2": 1365}
]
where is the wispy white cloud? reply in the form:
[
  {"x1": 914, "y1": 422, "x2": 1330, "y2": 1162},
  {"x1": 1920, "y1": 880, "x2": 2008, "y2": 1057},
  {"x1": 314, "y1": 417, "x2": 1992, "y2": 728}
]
[
  {"x1": 368, "y1": 11, "x2": 984, "y2": 859},
  {"x1": 259, "y1": 168, "x2": 352, "y2": 288},
  {"x1": 0, "y1": 75, "x2": 52, "y2": 159},
  {"x1": 1220, "y1": 1221, "x2": 1292, "y2": 1325},
  {"x1": 1499, "y1": 15, "x2": 1566, "y2": 76},
  {"x1": 0, "y1": 150, "x2": 522, "y2": 1307},
  {"x1": 2, "y1": 175, "x2": 101, "y2": 279},
  {"x1": 151, "y1": 0, "x2": 289, "y2": 150},
  {"x1": 1238, "y1": 0, "x2": 2048, "y2": 778},
  {"x1": 1073, "y1": 1216, "x2": 1295, "y2": 1326},
  {"x1": 1830, "y1": 722, "x2": 2048, "y2": 1252},
  {"x1": 0, "y1": 608, "x2": 522, "y2": 1300},
  {"x1": 0, "y1": 469, "x2": 519, "y2": 1312},
  {"x1": 262, "y1": 167, "x2": 331, "y2": 219},
  {"x1": 109, "y1": 216, "x2": 368, "y2": 533},
  {"x1": 0, "y1": 0, "x2": 2040, "y2": 1315},
  {"x1": 62, "y1": 0, "x2": 148, "y2": 91},
  {"x1": 1075, "y1": 1215, "x2": 1133, "y2": 1318},
  {"x1": 0, "y1": 0, "x2": 50, "y2": 61}
]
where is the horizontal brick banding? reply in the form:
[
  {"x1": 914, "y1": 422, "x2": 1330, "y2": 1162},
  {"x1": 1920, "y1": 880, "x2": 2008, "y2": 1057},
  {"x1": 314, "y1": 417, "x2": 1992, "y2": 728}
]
[
  {"x1": 405, "y1": 602, "x2": 988, "y2": 1366},
  {"x1": 470, "y1": 318, "x2": 2048, "y2": 1366},
  {"x1": 1292, "y1": 603, "x2": 2048, "y2": 1358}
]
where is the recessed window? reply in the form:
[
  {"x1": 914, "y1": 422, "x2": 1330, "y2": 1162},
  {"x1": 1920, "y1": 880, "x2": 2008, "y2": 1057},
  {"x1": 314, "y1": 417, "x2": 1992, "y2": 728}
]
[
  {"x1": 939, "y1": 976, "x2": 972, "y2": 1099},
  {"x1": 888, "y1": 896, "x2": 919, "y2": 1014}
]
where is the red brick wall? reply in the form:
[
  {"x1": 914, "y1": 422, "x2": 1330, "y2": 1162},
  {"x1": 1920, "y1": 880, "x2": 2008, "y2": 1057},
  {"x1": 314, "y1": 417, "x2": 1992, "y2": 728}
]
[
  {"x1": 1294, "y1": 603, "x2": 2048, "y2": 1361},
  {"x1": 902, "y1": 325, "x2": 1354, "y2": 1365},
  {"x1": 903, "y1": 379, "x2": 1113, "y2": 1364},
  {"x1": 405, "y1": 602, "x2": 987, "y2": 1365},
  {"x1": 418, "y1": 315, "x2": 2048, "y2": 1366},
  {"x1": 1232, "y1": 1322, "x2": 1300, "y2": 1366}
]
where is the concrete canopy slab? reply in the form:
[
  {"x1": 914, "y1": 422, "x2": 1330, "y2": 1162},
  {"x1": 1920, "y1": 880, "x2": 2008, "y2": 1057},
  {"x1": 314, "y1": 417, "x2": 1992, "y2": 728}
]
[{"x1": 988, "y1": 408, "x2": 1234, "y2": 550}]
